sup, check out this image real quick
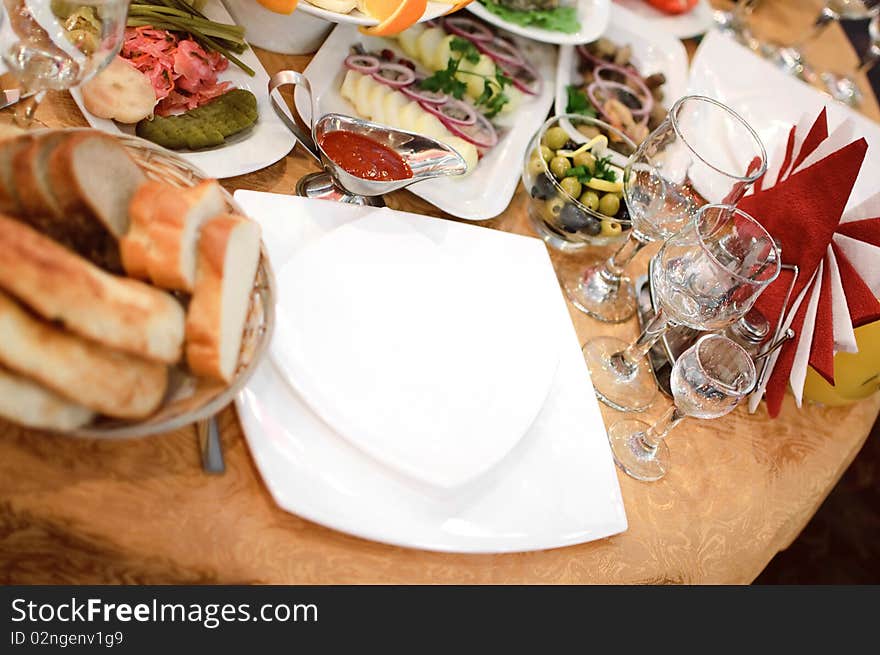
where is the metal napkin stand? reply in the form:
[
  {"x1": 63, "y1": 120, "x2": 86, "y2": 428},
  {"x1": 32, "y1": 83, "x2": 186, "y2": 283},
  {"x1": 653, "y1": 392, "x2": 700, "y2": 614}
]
[{"x1": 635, "y1": 258, "x2": 799, "y2": 398}]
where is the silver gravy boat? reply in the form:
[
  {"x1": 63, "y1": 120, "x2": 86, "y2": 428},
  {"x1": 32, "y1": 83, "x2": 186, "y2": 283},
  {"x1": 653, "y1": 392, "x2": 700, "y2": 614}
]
[{"x1": 269, "y1": 70, "x2": 468, "y2": 206}]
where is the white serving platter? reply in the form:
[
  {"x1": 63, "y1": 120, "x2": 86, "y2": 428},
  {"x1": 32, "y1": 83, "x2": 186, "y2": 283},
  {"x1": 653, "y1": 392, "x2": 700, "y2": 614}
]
[
  {"x1": 233, "y1": 190, "x2": 628, "y2": 553},
  {"x1": 298, "y1": 1, "x2": 454, "y2": 27},
  {"x1": 465, "y1": 0, "x2": 611, "y2": 46},
  {"x1": 554, "y1": 3, "x2": 689, "y2": 117},
  {"x1": 612, "y1": 0, "x2": 714, "y2": 40},
  {"x1": 294, "y1": 22, "x2": 557, "y2": 220},
  {"x1": 70, "y1": 0, "x2": 297, "y2": 179}
]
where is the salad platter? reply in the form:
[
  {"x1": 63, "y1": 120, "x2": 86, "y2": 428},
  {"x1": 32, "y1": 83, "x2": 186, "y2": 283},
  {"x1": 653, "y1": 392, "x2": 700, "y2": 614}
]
[
  {"x1": 296, "y1": 17, "x2": 557, "y2": 220},
  {"x1": 465, "y1": 0, "x2": 611, "y2": 46},
  {"x1": 70, "y1": 0, "x2": 296, "y2": 179},
  {"x1": 554, "y1": 6, "x2": 689, "y2": 144},
  {"x1": 612, "y1": 0, "x2": 714, "y2": 40}
]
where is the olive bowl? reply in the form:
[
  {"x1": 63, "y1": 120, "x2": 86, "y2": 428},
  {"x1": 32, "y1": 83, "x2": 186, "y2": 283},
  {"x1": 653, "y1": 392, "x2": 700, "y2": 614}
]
[{"x1": 521, "y1": 113, "x2": 637, "y2": 252}]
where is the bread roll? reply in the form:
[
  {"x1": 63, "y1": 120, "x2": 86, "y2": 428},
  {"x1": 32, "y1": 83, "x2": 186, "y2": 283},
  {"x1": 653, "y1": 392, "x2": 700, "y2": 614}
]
[
  {"x1": 186, "y1": 215, "x2": 261, "y2": 382},
  {"x1": 0, "y1": 214, "x2": 185, "y2": 364},
  {"x1": 0, "y1": 366, "x2": 94, "y2": 431},
  {"x1": 0, "y1": 291, "x2": 168, "y2": 419}
]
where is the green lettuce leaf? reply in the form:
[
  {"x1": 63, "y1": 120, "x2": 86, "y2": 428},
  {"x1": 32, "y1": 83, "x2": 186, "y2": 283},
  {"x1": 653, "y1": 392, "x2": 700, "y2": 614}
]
[{"x1": 478, "y1": 0, "x2": 580, "y2": 34}]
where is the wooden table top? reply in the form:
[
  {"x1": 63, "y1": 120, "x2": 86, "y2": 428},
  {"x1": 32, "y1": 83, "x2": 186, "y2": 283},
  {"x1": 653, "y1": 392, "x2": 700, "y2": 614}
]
[{"x1": 1, "y1": 0, "x2": 879, "y2": 584}]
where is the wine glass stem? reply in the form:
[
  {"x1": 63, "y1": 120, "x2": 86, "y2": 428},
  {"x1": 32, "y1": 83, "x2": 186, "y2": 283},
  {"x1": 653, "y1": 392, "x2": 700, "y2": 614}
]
[
  {"x1": 639, "y1": 406, "x2": 686, "y2": 452},
  {"x1": 13, "y1": 88, "x2": 45, "y2": 128},
  {"x1": 600, "y1": 234, "x2": 647, "y2": 284},
  {"x1": 611, "y1": 307, "x2": 670, "y2": 375},
  {"x1": 734, "y1": 0, "x2": 760, "y2": 21}
]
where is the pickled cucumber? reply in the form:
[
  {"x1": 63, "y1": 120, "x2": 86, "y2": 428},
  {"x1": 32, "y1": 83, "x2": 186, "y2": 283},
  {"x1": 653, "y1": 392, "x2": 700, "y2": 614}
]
[{"x1": 136, "y1": 89, "x2": 258, "y2": 150}]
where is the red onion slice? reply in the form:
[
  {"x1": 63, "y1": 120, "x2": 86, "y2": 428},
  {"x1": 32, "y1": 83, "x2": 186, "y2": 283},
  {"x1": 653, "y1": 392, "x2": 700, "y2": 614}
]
[
  {"x1": 421, "y1": 98, "x2": 477, "y2": 127},
  {"x1": 345, "y1": 54, "x2": 379, "y2": 75},
  {"x1": 443, "y1": 16, "x2": 493, "y2": 42},
  {"x1": 444, "y1": 111, "x2": 498, "y2": 150},
  {"x1": 401, "y1": 76, "x2": 448, "y2": 104},
  {"x1": 498, "y1": 59, "x2": 541, "y2": 96},
  {"x1": 372, "y1": 62, "x2": 416, "y2": 88},
  {"x1": 587, "y1": 81, "x2": 651, "y2": 127},
  {"x1": 475, "y1": 37, "x2": 524, "y2": 68},
  {"x1": 594, "y1": 65, "x2": 652, "y2": 116}
]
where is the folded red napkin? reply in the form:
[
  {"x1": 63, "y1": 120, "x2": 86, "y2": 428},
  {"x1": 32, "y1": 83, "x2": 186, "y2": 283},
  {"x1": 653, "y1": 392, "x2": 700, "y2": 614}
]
[{"x1": 737, "y1": 108, "x2": 880, "y2": 417}]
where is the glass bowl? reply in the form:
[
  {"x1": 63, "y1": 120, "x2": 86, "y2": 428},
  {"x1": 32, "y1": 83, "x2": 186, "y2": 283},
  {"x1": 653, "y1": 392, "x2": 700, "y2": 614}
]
[{"x1": 522, "y1": 114, "x2": 637, "y2": 252}]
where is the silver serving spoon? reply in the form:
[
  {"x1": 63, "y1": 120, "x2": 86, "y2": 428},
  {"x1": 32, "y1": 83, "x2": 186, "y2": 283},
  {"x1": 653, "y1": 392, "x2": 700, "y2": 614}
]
[{"x1": 269, "y1": 70, "x2": 467, "y2": 206}]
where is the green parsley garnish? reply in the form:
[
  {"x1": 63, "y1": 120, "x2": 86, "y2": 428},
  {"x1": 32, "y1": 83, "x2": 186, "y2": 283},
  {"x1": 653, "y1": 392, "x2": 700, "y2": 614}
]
[{"x1": 565, "y1": 84, "x2": 597, "y2": 118}]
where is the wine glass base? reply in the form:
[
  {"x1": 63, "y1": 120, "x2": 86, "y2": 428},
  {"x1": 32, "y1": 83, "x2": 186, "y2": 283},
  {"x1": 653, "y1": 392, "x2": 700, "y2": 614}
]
[
  {"x1": 526, "y1": 207, "x2": 589, "y2": 253},
  {"x1": 582, "y1": 336, "x2": 658, "y2": 412},
  {"x1": 564, "y1": 264, "x2": 636, "y2": 323},
  {"x1": 820, "y1": 71, "x2": 861, "y2": 106},
  {"x1": 607, "y1": 419, "x2": 670, "y2": 482}
]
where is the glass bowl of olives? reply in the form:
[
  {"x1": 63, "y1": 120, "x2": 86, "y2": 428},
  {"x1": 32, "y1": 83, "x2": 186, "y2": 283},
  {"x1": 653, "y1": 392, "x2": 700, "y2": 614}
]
[{"x1": 522, "y1": 114, "x2": 637, "y2": 252}]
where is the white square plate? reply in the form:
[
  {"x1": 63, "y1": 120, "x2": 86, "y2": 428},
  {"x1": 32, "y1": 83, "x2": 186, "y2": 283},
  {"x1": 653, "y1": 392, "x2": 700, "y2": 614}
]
[
  {"x1": 554, "y1": 3, "x2": 689, "y2": 117},
  {"x1": 295, "y1": 23, "x2": 557, "y2": 221},
  {"x1": 613, "y1": 0, "x2": 714, "y2": 40},
  {"x1": 465, "y1": 0, "x2": 611, "y2": 46},
  {"x1": 69, "y1": 0, "x2": 297, "y2": 179},
  {"x1": 233, "y1": 190, "x2": 627, "y2": 553}
]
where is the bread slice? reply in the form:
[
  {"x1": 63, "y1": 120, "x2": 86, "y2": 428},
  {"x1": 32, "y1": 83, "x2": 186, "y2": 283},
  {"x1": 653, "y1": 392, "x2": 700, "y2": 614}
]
[
  {"x1": 0, "y1": 134, "x2": 33, "y2": 214},
  {"x1": 48, "y1": 130, "x2": 145, "y2": 238},
  {"x1": 186, "y1": 215, "x2": 261, "y2": 382},
  {"x1": 0, "y1": 291, "x2": 168, "y2": 419},
  {"x1": 0, "y1": 366, "x2": 95, "y2": 431},
  {"x1": 121, "y1": 179, "x2": 226, "y2": 291},
  {"x1": 14, "y1": 131, "x2": 66, "y2": 218},
  {"x1": 0, "y1": 213, "x2": 185, "y2": 364}
]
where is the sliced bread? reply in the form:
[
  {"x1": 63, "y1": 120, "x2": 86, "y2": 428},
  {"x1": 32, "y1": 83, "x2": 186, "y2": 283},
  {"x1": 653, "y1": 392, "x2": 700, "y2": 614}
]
[
  {"x1": 14, "y1": 131, "x2": 66, "y2": 218},
  {"x1": 48, "y1": 130, "x2": 146, "y2": 238},
  {"x1": 0, "y1": 213, "x2": 185, "y2": 364},
  {"x1": 0, "y1": 134, "x2": 32, "y2": 214},
  {"x1": 0, "y1": 366, "x2": 95, "y2": 431},
  {"x1": 121, "y1": 179, "x2": 227, "y2": 291},
  {"x1": 186, "y1": 214, "x2": 261, "y2": 383},
  {"x1": 0, "y1": 291, "x2": 168, "y2": 419}
]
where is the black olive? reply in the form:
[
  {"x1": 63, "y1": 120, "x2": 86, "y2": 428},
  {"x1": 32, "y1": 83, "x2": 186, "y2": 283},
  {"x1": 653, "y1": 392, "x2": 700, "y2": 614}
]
[
  {"x1": 559, "y1": 203, "x2": 589, "y2": 233},
  {"x1": 583, "y1": 215, "x2": 602, "y2": 236},
  {"x1": 616, "y1": 202, "x2": 632, "y2": 231},
  {"x1": 530, "y1": 173, "x2": 556, "y2": 200}
]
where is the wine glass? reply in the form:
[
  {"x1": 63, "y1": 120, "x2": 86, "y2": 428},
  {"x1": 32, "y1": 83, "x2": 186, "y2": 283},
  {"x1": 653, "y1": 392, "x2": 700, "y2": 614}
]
[
  {"x1": 583, "y1": 204, "x2": 780, "y2": 412},
  {"x1": 820, "y1": 14, "x2": 880, "y2": 106},
  {"x1": 607, "y1": 333, "x2": 756, "y2": 482},
  {"x1": 714, "y1": 0, "x2": 761, "y2": 46},
  {"x1": 0, "y1": 0, "x2": 128, "y2": 126},
  {"x1": 563, "y1": 95, "x2": 768, "y2": 324},
  {"x1": 774, "y1": 0, "x2": 880, "y2": 81}
]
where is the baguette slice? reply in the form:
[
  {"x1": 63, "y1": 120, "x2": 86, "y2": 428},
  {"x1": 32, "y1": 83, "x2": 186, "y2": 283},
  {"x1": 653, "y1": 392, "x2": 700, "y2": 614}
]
[
  {"x1": 48, "y1": 130, "x2": 145, "y2": 237},
  {"x1": 14, "y1": 131, "x2": 66, "y2": 218},
  {"x1": 0, "y1": 134, "x2": 32, "y2": 214},
  {"x1": 0, "y1": 213, "x2": 185, "y2": 364},
  {"x1": 186, "y1": 215, "x2": 261, "y2": 383},
  {"x1": 0, "y1": 291, "x2": 168, "y2": 419},
  {"x1": 0, "y1": 366, "x2": 95, "y2": 431},
  {"x1": 121, "y1": 180, "x2": 227, "y2": 291}
]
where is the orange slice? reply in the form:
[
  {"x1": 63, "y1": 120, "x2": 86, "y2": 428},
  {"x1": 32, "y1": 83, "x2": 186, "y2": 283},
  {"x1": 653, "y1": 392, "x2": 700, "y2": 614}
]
[
  {"x1": 443, "y1": 0, "x2": 475, "y2": 15},
  {"x1": 359, "y1": 0, "x2": 427, "y2": 36},
  {"x1": 257, "y1": 0, "x2": 298, "y2": 14}
]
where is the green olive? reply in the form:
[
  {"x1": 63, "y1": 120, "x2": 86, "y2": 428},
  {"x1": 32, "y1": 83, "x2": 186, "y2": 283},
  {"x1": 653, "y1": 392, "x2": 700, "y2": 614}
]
[
  {"x1": 598, "y1": 193, "x2": 621, "y2": 217},
  {"x1": 544, "y1": 196, "x2": 565, "y2": 219},
  {"x1": 549, "y1": 156, "x2": 571, "y2": 179},
  {"x1": 544, "y1": 126, "x2": 569, "y2": 151},
  {"x1": 572, "y1": 150, "x2": 596, "y2": 173},
  {"x1": 559, "y1": 176, "x2": 582, "y2": 199},
  {"x1": 539, "y1": 144, "x2": 554, "y2": 162},
  {"x1": 579, "y1": 190, "x2": 600, "y2": 212},
  {"x1": 526, "y1": 155, "x2": 545, "y2": 177},
  {"x1": 600, "y1": 219, "x2": 622, "y2": 237}
]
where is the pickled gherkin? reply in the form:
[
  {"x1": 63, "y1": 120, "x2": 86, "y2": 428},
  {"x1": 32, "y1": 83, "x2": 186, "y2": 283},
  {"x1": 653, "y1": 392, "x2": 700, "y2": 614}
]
[{"x1": 136, "y1": 89, "x2": 258, "y2": 150}]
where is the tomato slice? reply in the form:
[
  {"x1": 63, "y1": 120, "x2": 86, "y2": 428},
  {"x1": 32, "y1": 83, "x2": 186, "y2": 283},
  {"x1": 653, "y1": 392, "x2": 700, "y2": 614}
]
[{"x1": 643, "y1": 0, "x2": 699, "y2": 15}]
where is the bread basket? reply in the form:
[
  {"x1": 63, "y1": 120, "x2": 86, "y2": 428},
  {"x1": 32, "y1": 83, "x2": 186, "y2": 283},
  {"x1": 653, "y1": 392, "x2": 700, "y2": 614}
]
[{"x1": 45, "y1": 129, "x2": 276, "y2": 439}]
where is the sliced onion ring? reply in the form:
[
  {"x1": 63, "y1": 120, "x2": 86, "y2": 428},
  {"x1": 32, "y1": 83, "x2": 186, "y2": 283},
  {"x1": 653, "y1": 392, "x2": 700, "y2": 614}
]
[
  {"x1": 421, "y1": 98, "x2": 477, "y2": 127},
  {"x1": 587, "y1": 81, "x2": 650, "y2": 127},
  {"x1": 475, "y1": 36, "x2": 524, "y2": 68},
  {"x1": 344, "y1": 54, "x2": 379, "y2": 75},
  {"x1": 498, "y1": 59, "x2": 541, "y2": 96},
  {"x1": 401, "y1": 75, "x2": 447, "y2": 104},
  {"x1": 594, "y1": 65, "x2": 652, "y2": 116},
  {"x1": 443, "y1": 16, "x2": 493, "y2": 42},
  {"x1": 372, "y1": 62, "x2": 416, "y2": 88},
  {"x1": 444, "y1": 110, "x2": 498, "y2": 150}
]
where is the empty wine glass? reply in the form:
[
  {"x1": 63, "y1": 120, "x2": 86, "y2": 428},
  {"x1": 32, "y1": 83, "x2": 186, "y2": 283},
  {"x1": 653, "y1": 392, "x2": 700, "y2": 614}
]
[
  {"x1": 608, "y1": 333, "x2": 756, "y2": 482},
  {"x1": 583, "y1": 204, "x2": 780, "y2": 412},
  {"x1": 774, "y1": 0, "x2": 880, "y2": 81},
  {"x1": 714, "y1": 0, "x2": 761, "y2": 46},
  {"x1": 821, "y1": 14, "x2": 880, "y2": 106},
  {"x1": 564, "y1": 95, "x2": 767, "y2": 324},
  {"x1": 0, "y1": 0, "x2": 128, "y2": 126}
]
